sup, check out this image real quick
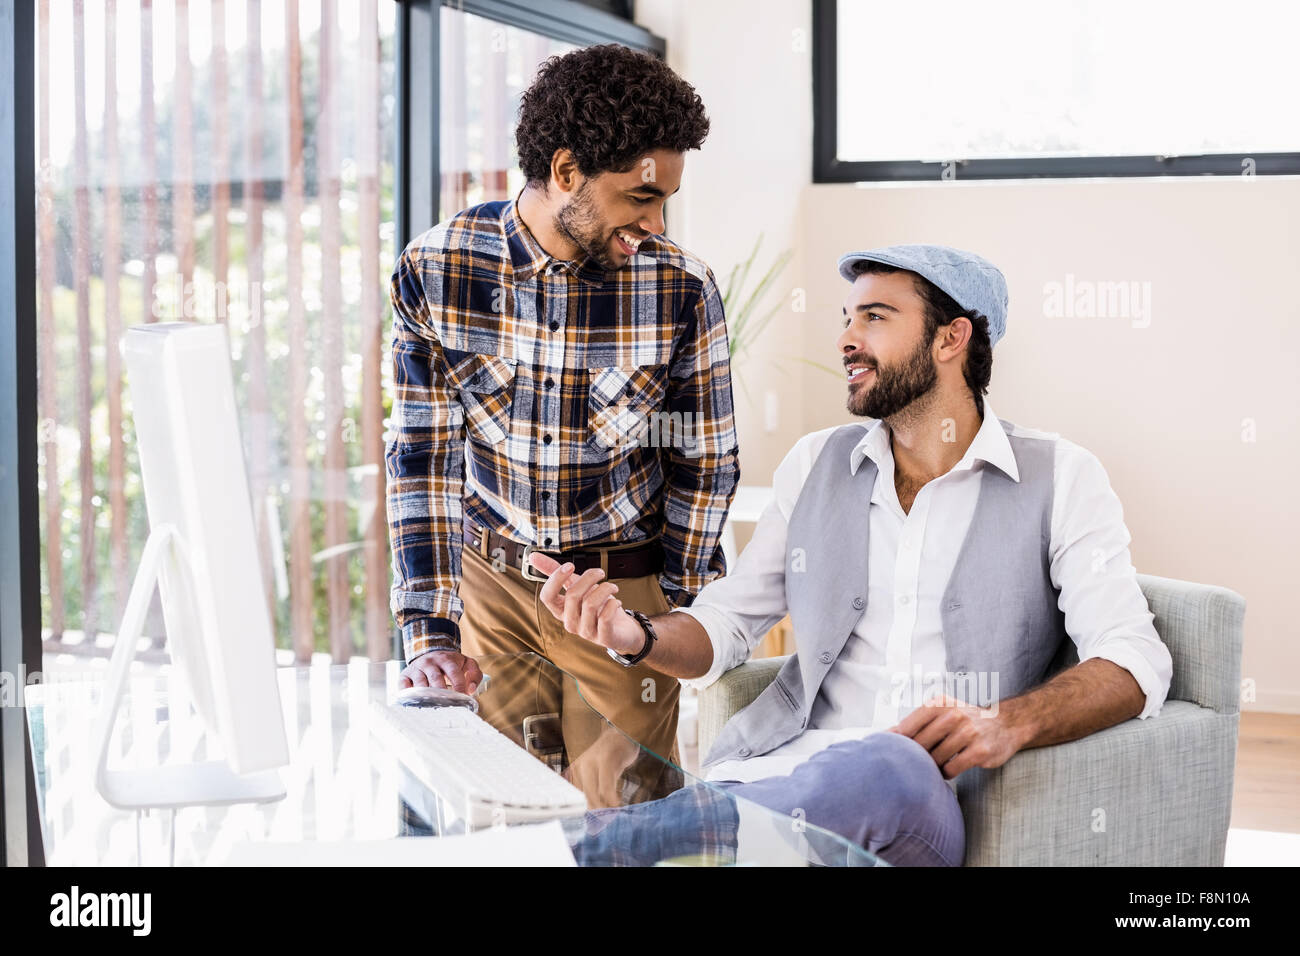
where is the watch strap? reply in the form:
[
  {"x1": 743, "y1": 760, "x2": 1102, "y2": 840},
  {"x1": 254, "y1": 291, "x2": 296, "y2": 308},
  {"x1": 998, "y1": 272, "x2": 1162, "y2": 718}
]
[{"x1": 609, "y1": 608, "x2": 656, "y2": 667}]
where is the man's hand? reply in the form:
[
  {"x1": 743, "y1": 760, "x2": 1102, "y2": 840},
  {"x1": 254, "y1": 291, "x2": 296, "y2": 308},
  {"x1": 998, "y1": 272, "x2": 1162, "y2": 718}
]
[
  {"x1": 528, "y1": 552, "x2": 645, "y2": 655},
  {"x1": 888, "y1": 694, "x2": 1027, "y2": 780},
  {"x1": 400, "y1": 649, "x2": 484, "y2": 694}
]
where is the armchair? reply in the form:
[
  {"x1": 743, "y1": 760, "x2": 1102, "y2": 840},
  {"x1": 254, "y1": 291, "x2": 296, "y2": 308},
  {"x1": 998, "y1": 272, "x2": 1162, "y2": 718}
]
[{"x1": 696, "y1": 573, "x2": 1245, "y2": 865}]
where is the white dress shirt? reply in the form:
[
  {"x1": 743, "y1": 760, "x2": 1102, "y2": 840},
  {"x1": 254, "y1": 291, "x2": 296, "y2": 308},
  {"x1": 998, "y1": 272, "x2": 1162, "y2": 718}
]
[{"x1": 674, "y1": 402, "x2": 1173, "y2": 784}]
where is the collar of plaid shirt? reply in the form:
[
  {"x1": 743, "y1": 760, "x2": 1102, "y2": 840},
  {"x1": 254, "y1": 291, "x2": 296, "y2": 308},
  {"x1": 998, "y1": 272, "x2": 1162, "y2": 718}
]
[
  {"x1": 505, "y1": 196, "x2": 611, "y2": 287},
  {"x1": 386, "y1": 195, "x2": 741, "y2": 661}
]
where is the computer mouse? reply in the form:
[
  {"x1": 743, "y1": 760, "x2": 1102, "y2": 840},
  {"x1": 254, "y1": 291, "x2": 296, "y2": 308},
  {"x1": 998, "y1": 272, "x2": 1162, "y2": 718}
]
[{"x1": 393, "y1": 685, "x2": 479, "y2": 712}]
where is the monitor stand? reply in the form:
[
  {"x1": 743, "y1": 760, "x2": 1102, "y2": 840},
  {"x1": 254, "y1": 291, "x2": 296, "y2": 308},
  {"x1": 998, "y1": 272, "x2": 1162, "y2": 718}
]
[{"x1": 93, "y1": 523, "x2": 286, "y2": 814}]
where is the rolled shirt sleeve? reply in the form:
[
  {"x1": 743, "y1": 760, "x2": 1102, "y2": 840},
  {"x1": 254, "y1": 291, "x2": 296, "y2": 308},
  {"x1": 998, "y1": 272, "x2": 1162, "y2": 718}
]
[
  {"x1": 658, "y1": 267, "x2": 741, "y2": 609},
  {"x1": 384, "y1": 244, "x2": 467, "y2": 660},
  {"x1": 1049, "y1": 439, "x2": 1174, "y2": 719}
]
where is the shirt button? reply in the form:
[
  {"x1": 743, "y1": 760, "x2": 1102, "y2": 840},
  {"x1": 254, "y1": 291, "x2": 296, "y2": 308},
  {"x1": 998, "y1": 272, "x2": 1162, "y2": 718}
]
[
  {"x1": 541, "y1": 491, "x2": 550, "y2": 500},
  {"x1": 898, "y1": 594, "x2": 911, "y2": 605},
  {"x1": 737, "y1": 746, "x2": 752, "y2": 758},
  {"x1": 548, "y1": 321, "x2": 559, "y2": 332},
  {"x1": 852, "y1": 596, "x2": 865, "y2": 610},
  {"x1": 544, "y1": 537, "x2": 552, "y2": 546},
  {"x1": 818, "y1": 651, "x2": 833, "y2": 664},
  {"x1": 544, "y1": 378, "x2": 554, "y2": 388},
  {"x1": 543, "y1": 434, "x2": 553, "y2": 444}
]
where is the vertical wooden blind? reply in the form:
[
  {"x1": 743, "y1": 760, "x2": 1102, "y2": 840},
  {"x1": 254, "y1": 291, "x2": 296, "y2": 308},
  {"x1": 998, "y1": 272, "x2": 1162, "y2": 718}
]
[
  {"x1": 438, "y1": 5, "x2": 572, "y2": 220},
  {"x1": 36, "y1": 0, "x2": 397, "y2": 664}
]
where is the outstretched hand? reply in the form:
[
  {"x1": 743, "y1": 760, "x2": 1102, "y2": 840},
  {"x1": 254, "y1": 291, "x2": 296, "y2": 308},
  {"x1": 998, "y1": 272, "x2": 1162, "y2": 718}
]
[{"x1": 528, "y1": 552, "x2": 645, "y2": 656}]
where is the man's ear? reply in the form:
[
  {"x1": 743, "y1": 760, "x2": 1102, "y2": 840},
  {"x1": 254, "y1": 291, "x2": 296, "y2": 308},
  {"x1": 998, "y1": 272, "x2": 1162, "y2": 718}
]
[
  {"x1": 549, "y1": 148, "x2": 580, "y2": 195},
  {"x1": 937, "y1": 315, "x2": 973, "y2": 365}
]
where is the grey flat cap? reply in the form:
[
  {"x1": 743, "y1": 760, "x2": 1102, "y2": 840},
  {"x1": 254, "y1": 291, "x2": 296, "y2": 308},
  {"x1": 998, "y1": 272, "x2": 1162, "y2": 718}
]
[{"x1": 837, "y1": 244, "x2": 1008, "y2": 348}]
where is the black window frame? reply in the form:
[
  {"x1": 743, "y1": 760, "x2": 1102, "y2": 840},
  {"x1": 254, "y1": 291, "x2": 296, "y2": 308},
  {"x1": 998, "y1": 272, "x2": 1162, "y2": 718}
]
[
  {"x1": 1, "y1": 0, "x2": 42, "y2": 869},
  {"x1": 812, "y1": 0, "x2": 1300, "y2": 183},
  {"x1": 0, "y1": 0, "x2": 663, "y2": 867},
  {"x1": 398, "y1": 0, "x2": 664, "y2": 248}
]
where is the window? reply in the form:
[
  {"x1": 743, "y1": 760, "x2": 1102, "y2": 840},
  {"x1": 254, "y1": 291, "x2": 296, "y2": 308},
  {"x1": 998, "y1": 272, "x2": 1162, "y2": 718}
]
[
  {"x1": 438, "y1": 6, "x2": 575, "y2": 220},
  {"x1": 34, "y1": 0, "x2": 400, "y2": 672},
  {"x1": 813, "y1": 0, "x2": 1300, "y2": 181},
  {"x1": 27, "y1": 0, "x2": 664, "y2": 675}
]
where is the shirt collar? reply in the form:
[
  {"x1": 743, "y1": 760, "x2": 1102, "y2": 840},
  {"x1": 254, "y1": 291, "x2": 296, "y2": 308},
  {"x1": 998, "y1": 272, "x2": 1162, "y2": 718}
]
[
  {"x1": 848, "y1": 400, "x2": 1020, "y2": 483},
  {"x1": 505, "y1": 193, "x2": 627, "y2": 288}
]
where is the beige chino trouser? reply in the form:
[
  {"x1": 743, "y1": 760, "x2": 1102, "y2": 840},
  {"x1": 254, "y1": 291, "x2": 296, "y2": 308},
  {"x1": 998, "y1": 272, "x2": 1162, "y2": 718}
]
[{"x1": 457, "y1": 540, "x2": 684, "y2": 807}]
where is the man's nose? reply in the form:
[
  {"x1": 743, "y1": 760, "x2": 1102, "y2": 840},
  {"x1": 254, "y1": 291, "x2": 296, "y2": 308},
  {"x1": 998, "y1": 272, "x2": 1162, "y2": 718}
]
[
  {"x1": 639, "y1": 204, "x2": 666, "y2": 236},
  {"x1": 836, "y1": 324, "x2": 859, "y2": 355}
]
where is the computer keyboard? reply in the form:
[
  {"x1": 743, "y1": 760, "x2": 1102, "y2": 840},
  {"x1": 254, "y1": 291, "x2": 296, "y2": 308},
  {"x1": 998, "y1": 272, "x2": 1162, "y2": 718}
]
[{"x1": 368, "y1": 700, "x2": 589, "y2": 828}]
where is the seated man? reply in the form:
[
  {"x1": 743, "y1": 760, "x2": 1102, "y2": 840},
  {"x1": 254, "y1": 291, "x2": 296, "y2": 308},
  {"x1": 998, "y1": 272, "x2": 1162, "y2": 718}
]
[{"x1": 527, "y1": 243, "x2": 1173, "y2": 866}]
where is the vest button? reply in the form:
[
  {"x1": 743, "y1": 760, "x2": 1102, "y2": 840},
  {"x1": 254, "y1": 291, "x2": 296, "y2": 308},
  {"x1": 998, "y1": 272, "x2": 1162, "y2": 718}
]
[
  {"x1": 852, "y1": 596, "x2": 865, "y2": 610},
  {"x1": 818, "y1": 651, "x2": 834, "y2": 664},
  {"x1": 737, "y1": 746, "x2": 752, "y2": 758}
]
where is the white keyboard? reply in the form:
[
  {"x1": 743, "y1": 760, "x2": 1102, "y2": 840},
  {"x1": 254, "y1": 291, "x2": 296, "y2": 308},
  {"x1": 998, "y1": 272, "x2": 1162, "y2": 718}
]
[{"x1": 368, "y1": 701, "x2": 589, "y2": 828}]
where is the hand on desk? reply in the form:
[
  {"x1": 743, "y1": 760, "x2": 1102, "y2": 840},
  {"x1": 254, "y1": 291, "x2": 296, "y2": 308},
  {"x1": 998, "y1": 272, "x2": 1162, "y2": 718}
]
[
  {"x1": 400, "y1": 650, "x2": 484, "y2": 694},
  {"x1": 527, "y1": 552, "x2": 645, "y2": 656}
]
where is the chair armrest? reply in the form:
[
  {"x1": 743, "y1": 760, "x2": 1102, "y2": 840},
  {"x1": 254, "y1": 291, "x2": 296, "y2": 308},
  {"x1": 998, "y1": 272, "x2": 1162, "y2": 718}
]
[
  {"x1": 957, "y1": 699, "x2": 1238, "y2": 866},
  {"x1": 697, "y1": 656, "x2": 789, "y2": 760},
  {"x1": 1136, "y1": 572, "x2": 1245, "y2": 714}
]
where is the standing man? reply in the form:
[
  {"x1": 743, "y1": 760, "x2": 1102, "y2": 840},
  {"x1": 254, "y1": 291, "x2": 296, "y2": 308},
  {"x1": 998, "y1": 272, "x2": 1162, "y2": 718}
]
[{"x1": 384, "y1": 44, "x2": 739, "y2": 798}]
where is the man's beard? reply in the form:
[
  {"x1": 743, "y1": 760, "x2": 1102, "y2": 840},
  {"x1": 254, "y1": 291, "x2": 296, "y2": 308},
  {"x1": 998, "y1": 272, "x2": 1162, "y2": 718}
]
[
  {"x1": 552, "y1": 181, "x2": 619, "y2": 271},
  {"x1": 847, "y1": 330, "x2": 938, "y2": 420}
]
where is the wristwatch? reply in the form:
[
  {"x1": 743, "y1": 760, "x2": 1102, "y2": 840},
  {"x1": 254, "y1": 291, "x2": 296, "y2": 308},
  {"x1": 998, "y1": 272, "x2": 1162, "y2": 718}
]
[{"x1": 608, "y1": 608, "x2": 657, "y2": 667}]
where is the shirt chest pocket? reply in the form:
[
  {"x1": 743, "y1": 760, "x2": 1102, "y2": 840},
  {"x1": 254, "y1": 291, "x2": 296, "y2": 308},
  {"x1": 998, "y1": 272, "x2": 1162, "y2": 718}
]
[
  {"x1": 445, "y1": 351, "x2": 518, "y2": 445},
  {"x1": 587, "y1": 364, "x2": 668, "y2": 450}
]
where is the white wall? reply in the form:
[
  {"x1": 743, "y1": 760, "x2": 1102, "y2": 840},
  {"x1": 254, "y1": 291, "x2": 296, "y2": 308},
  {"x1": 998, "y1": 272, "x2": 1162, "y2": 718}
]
[
  {"x1": 639, "y1": 0, "x2": 1299, "y2": 712},
  {"x1": 636, "y1": 0, "x2": 814, "y2": 485}
]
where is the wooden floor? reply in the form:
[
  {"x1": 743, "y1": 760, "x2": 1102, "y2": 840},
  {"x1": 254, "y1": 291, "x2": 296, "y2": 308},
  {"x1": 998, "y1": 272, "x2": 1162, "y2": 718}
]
[{"x1": 1231, "y1": 712, "x2": 1300, "y2": 833}]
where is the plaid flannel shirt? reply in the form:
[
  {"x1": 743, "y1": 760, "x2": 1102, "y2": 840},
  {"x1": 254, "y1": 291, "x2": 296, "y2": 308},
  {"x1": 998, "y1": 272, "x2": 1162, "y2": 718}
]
[{"x1": 386, "y1": 198, "x2": 741, "y2": 662}]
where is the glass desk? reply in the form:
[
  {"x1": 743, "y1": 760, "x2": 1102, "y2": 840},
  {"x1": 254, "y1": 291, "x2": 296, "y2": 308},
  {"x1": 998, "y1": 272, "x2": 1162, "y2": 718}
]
[{"x1": 25, "y1": 653, "x2": 883, "y2": 867}]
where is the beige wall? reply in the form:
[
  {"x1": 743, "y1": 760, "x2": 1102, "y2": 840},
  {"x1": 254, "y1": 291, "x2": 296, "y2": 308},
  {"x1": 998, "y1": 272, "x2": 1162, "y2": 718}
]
[
  {"x1": 636, "y1": 0, "x2": 814, "y2": 487},
  {"x1": 801, "y1": 179, "x2": 1300, "y2": 713},
  {"x1": 639, "y1": 0, "x2": 1299, "y2": 712}
]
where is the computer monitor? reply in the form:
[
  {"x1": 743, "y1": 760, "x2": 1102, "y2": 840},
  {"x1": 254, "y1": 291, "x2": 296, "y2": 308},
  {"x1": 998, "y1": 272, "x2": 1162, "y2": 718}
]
[{"x1": 93, "y1": 321, "x2": 288, "y2": 810}]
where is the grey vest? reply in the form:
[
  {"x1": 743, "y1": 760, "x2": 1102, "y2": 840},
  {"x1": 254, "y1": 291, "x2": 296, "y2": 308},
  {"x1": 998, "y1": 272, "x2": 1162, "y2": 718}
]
[{"x1": 702, "y1": 418, "x2": 1072, "y2": 770}]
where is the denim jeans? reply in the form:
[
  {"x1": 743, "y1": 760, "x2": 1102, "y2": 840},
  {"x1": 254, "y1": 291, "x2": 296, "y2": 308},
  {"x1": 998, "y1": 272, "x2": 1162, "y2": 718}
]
[{"x1": 569, "y1": 731, "x2": 966, "y2": 866}]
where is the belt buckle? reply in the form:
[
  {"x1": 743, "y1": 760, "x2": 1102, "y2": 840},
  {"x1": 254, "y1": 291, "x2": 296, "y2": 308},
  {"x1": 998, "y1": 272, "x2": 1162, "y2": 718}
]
[{"x1": 520, "y1": 542, "x2": 560, "y2": 583}]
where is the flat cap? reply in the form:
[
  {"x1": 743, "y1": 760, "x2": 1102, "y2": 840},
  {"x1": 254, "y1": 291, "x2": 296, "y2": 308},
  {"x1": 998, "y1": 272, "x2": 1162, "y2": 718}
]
[{"x1": 837, "y1": 244, "x2": 1008, "y2": 347}]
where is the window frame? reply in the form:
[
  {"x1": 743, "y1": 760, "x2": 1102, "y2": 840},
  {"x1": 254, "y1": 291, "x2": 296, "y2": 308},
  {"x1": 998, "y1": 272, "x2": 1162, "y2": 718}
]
[
  {"x1": 397, "y1": 0, "x2": 664, "y2": 248},
  {"x1": 812, "y1": 0, "x2": 1300, "y2": 183}
]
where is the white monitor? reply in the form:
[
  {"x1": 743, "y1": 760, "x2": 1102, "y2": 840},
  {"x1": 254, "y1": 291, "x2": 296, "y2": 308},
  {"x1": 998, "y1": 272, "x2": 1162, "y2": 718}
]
[{"x1": 94, "y1": 321, "x2": 288, "y2": 810}]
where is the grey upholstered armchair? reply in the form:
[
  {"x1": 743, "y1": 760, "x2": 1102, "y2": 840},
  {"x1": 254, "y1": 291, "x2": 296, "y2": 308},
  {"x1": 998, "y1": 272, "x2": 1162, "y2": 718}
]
[{"x1": 696, "y1": 573, "x2": 1245, "y2": 866}]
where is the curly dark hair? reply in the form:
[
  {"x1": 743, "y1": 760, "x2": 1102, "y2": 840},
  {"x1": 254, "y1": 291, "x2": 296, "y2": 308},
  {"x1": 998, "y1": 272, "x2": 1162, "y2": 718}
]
[
  {"x1": 851, "y1": 261, "x2": 994, "y2": 417},
  {"x1": 516, "y1": 43, "x2": 710, "y2": 186}
]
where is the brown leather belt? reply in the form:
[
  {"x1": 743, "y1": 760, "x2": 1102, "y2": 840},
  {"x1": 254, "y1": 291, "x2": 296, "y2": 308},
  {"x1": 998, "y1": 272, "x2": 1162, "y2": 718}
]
[{"x1": 462, "y1": 518, "x2": 664, "y2": 583}]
